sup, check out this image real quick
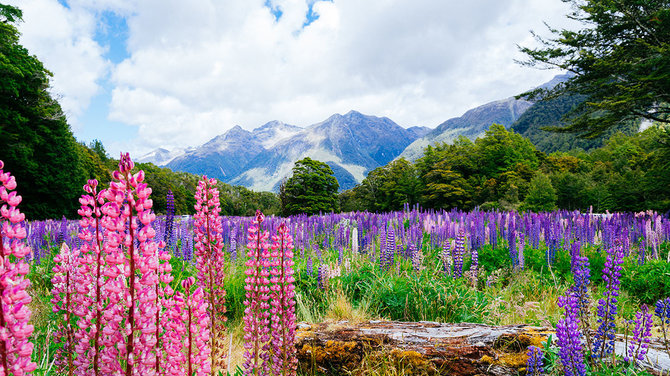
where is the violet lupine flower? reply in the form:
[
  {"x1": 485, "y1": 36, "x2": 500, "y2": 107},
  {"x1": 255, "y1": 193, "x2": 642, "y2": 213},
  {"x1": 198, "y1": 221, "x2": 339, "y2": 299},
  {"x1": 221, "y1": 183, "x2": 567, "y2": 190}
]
[
  {"x1": 441, "y1": 239, "x2": 453, "y2": 276},
  {"x1": 58, "y1": 215, "x2": 68, "y2": 246},
  {"x1": 164, "y1": 189, "x2": 175, "y2": 251},
  {"x1": 410, "y1": 243, "x2": 422, "y2": 273},
  {"x1": 194, "y1": 176, "x2": 227, "y2": 373},
  {"x1": 569, "y1": 253, "x2": 592, "y2": 351},
  {"x1": 0, "y1": 160, "x2": 37, "y2": 375},
  {"x1": 470, "y1": 245, "x2": 478, "y2": 274},
  {"x1": 269, "y1": 223, "x2": 298, "y2": 376},
  {"x1": 453, "y1": 229, "x2": 465, "y2": 278},
  {"x1": 51, "y1": 243, "x2": 80, "y2": 375},
  {"x1": 386, "y1": 224, "x2": 396, "y2": 269},
  {"x1": 508, "y1": 228, "x2": 517, "y2": 269},
  {"x1": 306, "y1": 256, "x2": 313, "y2": 277},
  {"x1": 637, "y1": 243, "x2": 645, "y2": 266},
  {"x1": 243, "y1": 210, "x2": 272, "y2": 376},
  {"x1": 556, "y1": 293, "x2": 586, "y2": 376},
  {"x1": 516, "y1": 233, "x2": 525, "y2": 270},
  {"x1": 593, "y1": 240, "x2": 624, "y2": 359},
  {"x1": 526, "y1": 346, "x2": 544, "y2": 376},
  {"x1": 625, "y1": 304, "x2": 653, "y2": 364},
  {"x1": 656, "y1": 298, "x2": 670, "y2": 355}
]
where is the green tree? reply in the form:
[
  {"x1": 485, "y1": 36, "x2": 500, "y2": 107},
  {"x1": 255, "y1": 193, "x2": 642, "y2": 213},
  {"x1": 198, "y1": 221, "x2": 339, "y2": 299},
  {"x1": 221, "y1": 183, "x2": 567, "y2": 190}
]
[
  {"x1": 475, "y1": 124, "x2": 539, "y2": 178},
  {"x1": 518, "y1": 0, "x2": 670, "y2": 136},
  {"x1": 0, "y1": 4, "x2": 92, "y2": 219},
  {"x1": 422, "y1": 160, "x2": 473, "y2": 210},
  {"x1": 521, "y1": 173, "x2": 558, "y2": 212},
  {"x1": 280, "y1": 157, "x2": 339, "y2": 216},
  {"x1": 345, "y1": 158, "x2": 419, "y2": 212}
]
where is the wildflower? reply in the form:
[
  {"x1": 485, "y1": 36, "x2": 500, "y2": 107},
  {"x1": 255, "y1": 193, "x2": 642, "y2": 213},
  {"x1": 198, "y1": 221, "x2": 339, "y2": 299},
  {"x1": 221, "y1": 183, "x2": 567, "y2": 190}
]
[
  {"x1": 526, "y1": 346, "x2": 544, "y2": 376},
  {"x1": 593, "y1": 240, "x2": 624, "y2": 359},
  {"x1": 0, "y1": 160, "x2": 37, "y2": 375},
  {"x1": 557, "y1": 293, "x2": 586, "y2": 376}
]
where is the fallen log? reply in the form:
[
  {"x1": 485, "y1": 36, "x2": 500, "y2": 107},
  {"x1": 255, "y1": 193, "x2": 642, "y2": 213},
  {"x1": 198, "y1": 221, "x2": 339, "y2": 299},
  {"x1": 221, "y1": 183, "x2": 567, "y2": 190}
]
[{"x1": 295, "y1": 320, "x2": 670, "y2": 375}]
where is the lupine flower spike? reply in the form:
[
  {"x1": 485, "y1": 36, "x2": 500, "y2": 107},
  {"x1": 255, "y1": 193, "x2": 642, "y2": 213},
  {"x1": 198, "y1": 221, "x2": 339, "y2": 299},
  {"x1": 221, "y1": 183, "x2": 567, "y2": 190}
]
[
  {"x1": 194, "y1": 176, "x2": 227, "y2": 373},
  {"x1": 526, "y1": 346, "x2": 544, "y2": 376},
  {"x1": 625, "y1": 304, "x2": 653, "y2": 365},
  {"x1": 100, "y1": 153, "x2": 161, "y2": 375},
  {"x1": 51, "y1": 243, "x2": 79, "y2": 375},
  {"x1": 243, "y1": 210, "x2": 271, "y2": 376},
  {"x1": 593, "y1": 240, "x2": 624, "y2": 360},
  {"x1": 0, "y1": 160, "x2": 37, "y2": 375},
  {"x1": 269, "y1": 223, "x2": 298, "y2": 376},
  {"x1": 556, "y1": 293, "x2": 586, "y2": 376},
  {"x1": 656, "y1": 298, "x2": 670, "y2": 356}
]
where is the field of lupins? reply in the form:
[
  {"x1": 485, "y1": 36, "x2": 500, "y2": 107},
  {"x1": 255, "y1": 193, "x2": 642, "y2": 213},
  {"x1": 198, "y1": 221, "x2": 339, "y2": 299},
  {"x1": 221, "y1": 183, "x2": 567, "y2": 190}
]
[{"x1": 2, "y1": 155, "x2": 670, "y2": 375}]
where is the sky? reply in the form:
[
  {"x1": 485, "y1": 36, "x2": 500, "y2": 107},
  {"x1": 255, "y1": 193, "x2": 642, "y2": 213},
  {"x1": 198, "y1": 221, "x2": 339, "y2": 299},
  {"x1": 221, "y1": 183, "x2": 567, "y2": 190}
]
[{"x1": 8, "y1": 0, "x2": 577, "y2": 157}]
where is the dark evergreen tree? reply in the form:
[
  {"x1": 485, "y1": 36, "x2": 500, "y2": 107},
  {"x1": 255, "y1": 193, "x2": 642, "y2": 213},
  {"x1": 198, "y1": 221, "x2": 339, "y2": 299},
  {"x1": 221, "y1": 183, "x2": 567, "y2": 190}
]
[
  {"x1": 518, "y1": 0, "x2": 670, "y2": 136},
  {"x1": 0, "y1": 4, "x2": 93, "y2": 219}
]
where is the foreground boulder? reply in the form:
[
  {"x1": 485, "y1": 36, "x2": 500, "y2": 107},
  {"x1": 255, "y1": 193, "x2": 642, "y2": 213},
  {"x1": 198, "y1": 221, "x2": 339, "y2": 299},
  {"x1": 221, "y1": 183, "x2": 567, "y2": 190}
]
[{"x1": 295, "y1": 320, "x2": 670, "y2": 375}]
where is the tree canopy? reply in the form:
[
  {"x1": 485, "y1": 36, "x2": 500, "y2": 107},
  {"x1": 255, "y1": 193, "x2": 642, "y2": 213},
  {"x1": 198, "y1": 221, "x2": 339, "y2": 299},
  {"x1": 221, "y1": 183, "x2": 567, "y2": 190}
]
[
  {"x1": 518, "y1": 0, "x2": 670, "y2": 136},
  {"x1": 0, "y1": 4, "x2": 108, "y2": 219},
  {"x1": 280, "y1": 157, "x2": 339, "y2": 216}
]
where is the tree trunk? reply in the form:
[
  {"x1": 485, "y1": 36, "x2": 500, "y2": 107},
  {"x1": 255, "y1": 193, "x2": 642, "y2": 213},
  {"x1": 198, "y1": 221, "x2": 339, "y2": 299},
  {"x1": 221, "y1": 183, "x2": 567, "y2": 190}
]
[{"x1": 295, "y1": 320, "x2": 670, "y2": 375}]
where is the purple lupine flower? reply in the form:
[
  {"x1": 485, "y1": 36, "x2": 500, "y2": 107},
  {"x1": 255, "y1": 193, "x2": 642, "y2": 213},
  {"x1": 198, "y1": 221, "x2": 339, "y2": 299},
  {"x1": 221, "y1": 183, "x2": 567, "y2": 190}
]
[
  {"x1": 442, "y1": 240, "x2": 453, "y2": 276},
  {"x1": 557, "y1": 293, "x2": 586, "y2": 376},
  {"x1": 470, "y1": 245, "x2": 478, "y2": 274},
  {"x1": 625, "y1": 304, "x2": 653, "y2": 364},
  {"x1": 164, "y1": 189, "x2": 175, "y2": 251},
  {"x1": 453, "y1": 229, "x2": 465, "y2": 278},
  {"x1": 386, "y1": 224, "x2": 396, "y2": 269},
  {"x1": 656, "y1": 298, "x2": 670, "y2": 325},
  {"x1": 656, "y1": 297, "x2": 670, "y2": 355},
  {"x1": 570, "y1": 253, "x2": 591, "y2": 339},
  {"x1": 526, "y1": 346, "x2": 544, "y2": 376},
  {"x1": 570, "y1": 241, "x2": 581, "y2": 272},
  {"x1": 410, "y1": 243, "x2": 421, "y2": 273},
  {"x1": 508, "y1": 227, "x2": 517, "y2": 269},
  {"x1": 637, "y1": 243, "x2": 645, "y2": 266},
  {"x1": 58, "y1": 215, "x2": 68, "y2": 246},
  {"x1": 593, "y1": 240, "x2": 624, "y2": 359},
  {"x1": 516, "y1": 233, "x2": 525, "y2": 270},
  {"x1": 306, "y1": 256, "x2": 313, "y2": 277}
]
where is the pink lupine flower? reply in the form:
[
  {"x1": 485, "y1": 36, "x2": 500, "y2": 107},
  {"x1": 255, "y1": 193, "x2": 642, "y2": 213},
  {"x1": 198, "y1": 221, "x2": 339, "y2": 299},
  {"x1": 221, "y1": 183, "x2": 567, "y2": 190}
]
[
  {"x1": 183, "y1": 277, "x2": 211, "y2": 376},
  {"x1": 100, "y1": 153, "x2": 162, "y2": 375},
  {"x1": 51, "y1": 243, "x2": 80, "y2": 376},
  {"x1": 71, "y1": 179, "x2": 106, "y2": 376},
  {"x1": 193, "y1": 176, "x2": 227, "y2": 373},
  {"x1": 161, "y1": 291, "x2": 186, "y2": 376},
  {"x1": 0, "y1": 160, "x2": 37, "y2": 375},
  {"x1": 243, "y1": 210, "x2": 272, "y2": 376},
  {"x1": 154, "y1": 247, "x2": 173, "y2": 375},
  {"x1": 269, "y1": 223, "x2": 298, "y2": 376}
]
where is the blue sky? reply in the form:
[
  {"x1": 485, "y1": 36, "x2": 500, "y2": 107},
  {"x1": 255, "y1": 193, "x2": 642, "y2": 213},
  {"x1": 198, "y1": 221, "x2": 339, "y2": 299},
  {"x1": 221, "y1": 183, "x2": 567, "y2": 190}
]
[{"x1": 10, "y1": 0, "x2": 574, "y2": 157}]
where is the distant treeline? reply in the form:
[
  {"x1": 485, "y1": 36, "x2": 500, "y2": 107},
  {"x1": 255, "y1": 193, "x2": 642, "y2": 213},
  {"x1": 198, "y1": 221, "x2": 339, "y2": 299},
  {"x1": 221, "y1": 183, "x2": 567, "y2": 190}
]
[{"x1": 339, "y1": 124, "x2": 670, "y2": 214}]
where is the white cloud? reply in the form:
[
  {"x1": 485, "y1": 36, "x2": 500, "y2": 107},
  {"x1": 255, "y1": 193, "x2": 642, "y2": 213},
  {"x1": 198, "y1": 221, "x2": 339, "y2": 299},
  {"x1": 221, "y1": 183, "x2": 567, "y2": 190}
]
[
  {"x1": 6, "y1": 0, "x2": 109, "y2": 129},
  {"x1": 9, "y1": 0, "x2": 580, "y2": 155}
]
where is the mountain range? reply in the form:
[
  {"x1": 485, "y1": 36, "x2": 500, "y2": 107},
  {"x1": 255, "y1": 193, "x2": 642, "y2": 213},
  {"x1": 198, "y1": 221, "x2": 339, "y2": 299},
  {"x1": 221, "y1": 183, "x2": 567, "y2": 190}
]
[{"x1": 139, "y1": 75, "x2": 570, "y2": 192}]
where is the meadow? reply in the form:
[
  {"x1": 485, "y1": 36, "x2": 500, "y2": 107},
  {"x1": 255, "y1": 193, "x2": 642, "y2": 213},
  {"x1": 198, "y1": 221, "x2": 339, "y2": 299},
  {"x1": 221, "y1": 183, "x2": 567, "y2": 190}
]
[{"x1": 2, "y1": 157, "x2": 670, "y2": 376}]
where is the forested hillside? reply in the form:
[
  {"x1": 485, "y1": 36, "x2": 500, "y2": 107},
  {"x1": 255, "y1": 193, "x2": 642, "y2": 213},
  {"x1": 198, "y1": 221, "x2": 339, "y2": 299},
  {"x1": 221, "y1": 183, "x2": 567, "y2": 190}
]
[
  {"x1": 340, "y1": 124, "x2": 670, "y2": 213},
  {"x1": 511, "y1": 94, "x2": 638, "y2": 153}
]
